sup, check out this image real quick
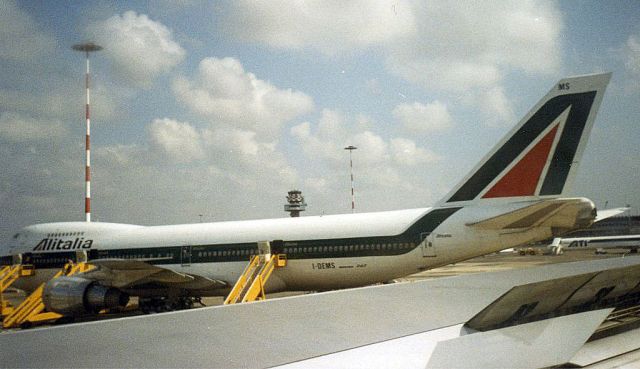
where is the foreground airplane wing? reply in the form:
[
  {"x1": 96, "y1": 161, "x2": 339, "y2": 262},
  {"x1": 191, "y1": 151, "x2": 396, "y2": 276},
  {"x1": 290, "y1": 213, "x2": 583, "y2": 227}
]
[
  {"x1": 82, "y1": 259, "x2": 227, "y2": 291},
  {"x1": 281, "y1": 309, "x2": 611, "y2": 369},
  {"x1": 3, "y1": 257, "x2": 640, "y2": 368},
  {"x1": 427, "y1": 309, "x2": 611, "y2": 369}
]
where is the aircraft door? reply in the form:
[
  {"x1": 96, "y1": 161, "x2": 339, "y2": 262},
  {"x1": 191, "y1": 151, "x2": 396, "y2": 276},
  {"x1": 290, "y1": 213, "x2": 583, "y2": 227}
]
[
  {"x1": 421, "y1": 233, "x2": 436, "y2": 257},
  {"x1": 181, "y1": 245, "x2": 192, "y2": 267}
]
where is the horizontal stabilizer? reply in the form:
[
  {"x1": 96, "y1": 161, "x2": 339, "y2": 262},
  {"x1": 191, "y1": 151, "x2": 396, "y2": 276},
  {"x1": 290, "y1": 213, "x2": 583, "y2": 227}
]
[
  {"x1": 467, "y1": 198, "x2": 595, "y2": 230},
  {"x1": 595, "y1": 207, "x2": 629, "y2": 222}
]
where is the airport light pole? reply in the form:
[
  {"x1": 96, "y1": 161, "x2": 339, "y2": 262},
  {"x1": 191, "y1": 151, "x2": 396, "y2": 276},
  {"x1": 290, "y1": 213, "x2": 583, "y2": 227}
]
[
  {"x1": 344, "y1": 145, "x2": 357, "y2": 213},
  {"x1": 72, "y1": 42, "x2": 102, "y2": 223}
]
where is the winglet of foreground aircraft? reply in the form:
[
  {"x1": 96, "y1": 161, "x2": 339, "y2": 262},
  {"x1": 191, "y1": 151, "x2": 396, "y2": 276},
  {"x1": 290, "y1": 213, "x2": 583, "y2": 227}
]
[{"x1": 1, "y1": 73, "x2": 611, "y2": 316}]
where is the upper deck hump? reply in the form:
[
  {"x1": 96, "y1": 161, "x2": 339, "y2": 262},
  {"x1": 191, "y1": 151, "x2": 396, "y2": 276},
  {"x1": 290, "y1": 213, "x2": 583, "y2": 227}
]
[{"x1": 100, "y1": 208, "x2": 432, "y2": 249}]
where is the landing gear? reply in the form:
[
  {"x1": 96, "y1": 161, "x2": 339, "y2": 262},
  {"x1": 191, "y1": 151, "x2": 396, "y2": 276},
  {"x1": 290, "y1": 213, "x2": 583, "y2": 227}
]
[{"x1": 139, "y1": 297, "x2": 204, "y2": 314}]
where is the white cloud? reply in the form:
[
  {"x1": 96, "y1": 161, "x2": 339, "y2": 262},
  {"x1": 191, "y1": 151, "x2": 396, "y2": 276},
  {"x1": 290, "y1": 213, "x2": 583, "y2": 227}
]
[
  {"x1": 0, "y1": 125, "x2": 85, "y2": 237},
  {"x1": 222, "y1": 1, "x2": 561, "y2": 87},
  {"x1": 148, "y1": 118, "x2": 205, "y2": 163},
  {"x1": 291, "y1": 109, "x2": 439, "y2": 168},
  {"x1": 393, "y1": 100, "x2": 454, "y2": 133},
  {"x1": 173, "y1": 57, "x2": 314, "y2": 136},
  {"x1": 88, "y1": 11, "x2": 185, "y2": 87},
  {"x1": 303, "y1": 177, "x2": 330, "y2": 195},
  {"x1": 221, "y1": 1, "x2": 563, "y2": 126},
  {"x1": 291, "y1": 121, "x2": 341, "y2": 163},
  {"x1": 624, "y1": 34, "x2": 640, "y2": 76},
  {"x1": 0, "y1": 0, "x2": 55, "y2": 62},
  {"x1": 0, "y1": 112, "x2": 68, "y2": 142},
  {"x1": 389, "y1": 59, "x2": 502, "y2": 93},
  {"x1": 222, "y1": 0, "x2": 415, "y2": 56},
  {"x1": 385, "y1": 2, "x2": 562, "y2": 91},
  {"x1": 290, "y1": 109, "x2": 441, "y2": 213},
  {"x1": 202, "y1": 126, "x2": 297, "y2": 189},
  {"x1": 365, "y1": 79, "x2": 383, "y2": 95},
  {"x1": 145, "y1": 117, "x2": 297, "y2": 189},
  {"x1": 382, "y1": 1, "x2": 562, "y2": 127},
  {"x1": 60, "y1": 118, "x2": 301, "y2": 227},
  {"x1": 204, "y1": 128, "x2": 260, "y2": 157},
  {"x1": 390, "y1": 138, "x2": 440, "y2": 166},
  {"x1": 479, "y1": 86, "x2": 515, "y2": 126},
  {"x1": 290, "y1": 109, "x2": 351, "y2": 163},
  {"x1": 352, "y1": 131, "x2": 389, "y2": 165}
]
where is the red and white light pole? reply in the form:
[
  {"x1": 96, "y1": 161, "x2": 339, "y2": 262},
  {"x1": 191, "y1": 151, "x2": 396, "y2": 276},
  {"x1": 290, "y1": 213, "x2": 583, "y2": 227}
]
[
  {"x1": 72, "y1": 42, "x2": 102, "y2": 222},
  {"x1": 344, "y1": 145, "x2": 357, "y2": 213}
]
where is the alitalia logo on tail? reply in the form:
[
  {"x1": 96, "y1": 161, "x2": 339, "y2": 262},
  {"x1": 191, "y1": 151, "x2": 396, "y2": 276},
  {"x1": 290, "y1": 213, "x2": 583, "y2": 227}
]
[
  {"x1": 33, "y1": 237, "x2": 94, "y2": 251},
  {"x1": 445, "y1": 82, "x2": 604, "y2": 204},
  {"x1": 482, "y1": 109, "x2": 568, "y2": 199}
]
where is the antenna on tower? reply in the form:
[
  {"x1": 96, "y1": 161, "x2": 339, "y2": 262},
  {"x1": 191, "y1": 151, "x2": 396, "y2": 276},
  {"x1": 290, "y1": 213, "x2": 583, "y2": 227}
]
[{"x1": 72, "y1": 42, "x2": 102, "y2": 223}]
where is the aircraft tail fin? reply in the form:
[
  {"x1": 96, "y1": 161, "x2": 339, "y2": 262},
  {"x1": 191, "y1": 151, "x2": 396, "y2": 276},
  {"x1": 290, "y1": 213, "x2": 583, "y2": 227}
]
[{"x1": 440, "y1": 73, "x2": 611, "y2": 205}]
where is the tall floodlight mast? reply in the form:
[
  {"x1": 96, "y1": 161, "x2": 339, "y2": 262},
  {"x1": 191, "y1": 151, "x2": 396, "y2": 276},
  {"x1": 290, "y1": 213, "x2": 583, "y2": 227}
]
[
  {"x1": 72, "y1": 42, "x2": 102, "y2": 222},
  {"x1": 344, "y1": 145, "x2": 357, "y2": 213}
]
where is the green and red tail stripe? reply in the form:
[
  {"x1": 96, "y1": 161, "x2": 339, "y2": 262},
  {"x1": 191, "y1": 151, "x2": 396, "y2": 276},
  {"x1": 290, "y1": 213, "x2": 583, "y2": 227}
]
[{"x1": 442, "y1": 73, "x2": 610, "y2": 204}]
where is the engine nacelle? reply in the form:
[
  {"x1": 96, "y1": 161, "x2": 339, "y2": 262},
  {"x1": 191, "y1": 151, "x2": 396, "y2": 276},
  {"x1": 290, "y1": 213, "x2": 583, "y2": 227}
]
[{"x1": 43, "y1": 276, "x2": 129, "y2": 315}]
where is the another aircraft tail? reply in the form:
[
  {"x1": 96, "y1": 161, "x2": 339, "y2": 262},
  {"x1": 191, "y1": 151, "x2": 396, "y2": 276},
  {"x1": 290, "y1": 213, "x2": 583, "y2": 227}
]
[{"x1": 440, "y1": 73, "x2": 611, "y2": 206}]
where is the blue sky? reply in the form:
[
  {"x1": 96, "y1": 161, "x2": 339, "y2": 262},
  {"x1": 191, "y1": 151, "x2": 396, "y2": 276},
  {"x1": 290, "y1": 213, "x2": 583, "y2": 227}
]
[{"x1": 0, "y1": 1, "x2": 639, "y2": 242}]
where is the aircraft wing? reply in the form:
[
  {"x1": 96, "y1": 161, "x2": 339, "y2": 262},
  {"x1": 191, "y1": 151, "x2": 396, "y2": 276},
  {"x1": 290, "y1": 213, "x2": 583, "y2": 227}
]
[
  {"x1": 467, "y1": 197, "x2": 595, "y2": 231},
  {"x1": 80, "y1": 259, "x2": 227, "y2": 291},
  {"x1": 595, "y1": 207, "x2": 629, "y2": 222},
  {"x1": 5, "y1": 256, "x2": 640, "y2": 368}
]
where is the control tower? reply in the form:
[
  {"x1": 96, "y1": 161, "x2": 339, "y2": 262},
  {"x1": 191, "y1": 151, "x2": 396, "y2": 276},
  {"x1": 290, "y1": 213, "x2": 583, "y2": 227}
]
[{"x1": 284, "y1": 190, "x2": 307, "y2": 217}]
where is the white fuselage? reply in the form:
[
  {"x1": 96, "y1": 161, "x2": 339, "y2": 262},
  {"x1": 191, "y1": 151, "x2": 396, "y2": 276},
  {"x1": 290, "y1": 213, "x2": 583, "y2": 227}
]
[{"x1": 4, "y1": 203, "x2": 555, "y2": 294}]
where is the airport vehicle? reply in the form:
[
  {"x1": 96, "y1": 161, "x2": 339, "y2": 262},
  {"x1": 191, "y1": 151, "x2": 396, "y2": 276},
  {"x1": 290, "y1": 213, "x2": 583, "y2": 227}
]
[
  {"x1": 549, "y1": 234, "x2": 640, "y2": 255},
  {"x1": 0, "y1": 73, "x2": 611, "y2": 316}
]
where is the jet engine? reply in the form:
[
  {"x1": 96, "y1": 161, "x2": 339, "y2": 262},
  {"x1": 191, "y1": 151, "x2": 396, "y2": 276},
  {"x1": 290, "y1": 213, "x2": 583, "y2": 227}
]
[{"x1": 42, "y1": 276, "x2": 129, "y2": 315}]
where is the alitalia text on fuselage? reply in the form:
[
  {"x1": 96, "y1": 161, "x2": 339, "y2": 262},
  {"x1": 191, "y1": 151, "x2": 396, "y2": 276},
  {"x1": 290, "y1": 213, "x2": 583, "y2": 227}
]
[{"x1": 33, "y1": 237, "x2": 94, "y2": 251}]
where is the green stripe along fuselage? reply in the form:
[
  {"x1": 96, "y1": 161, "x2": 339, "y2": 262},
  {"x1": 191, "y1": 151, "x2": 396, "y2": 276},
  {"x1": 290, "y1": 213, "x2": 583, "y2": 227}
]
[{"x1": 12, "y1": 207, "x2": 462, "y2": 269}]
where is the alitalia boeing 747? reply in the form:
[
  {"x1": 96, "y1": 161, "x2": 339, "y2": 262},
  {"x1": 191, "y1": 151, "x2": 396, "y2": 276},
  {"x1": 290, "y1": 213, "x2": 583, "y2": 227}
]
[{"x1": 1, "y1": 73, "x2": 612, "y2": 315}]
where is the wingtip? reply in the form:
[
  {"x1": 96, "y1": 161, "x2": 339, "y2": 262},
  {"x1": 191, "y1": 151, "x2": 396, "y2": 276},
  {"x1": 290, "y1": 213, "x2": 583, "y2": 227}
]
[{"x1": 595, "y1": 207, "x2": 630, "y2": 222}]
